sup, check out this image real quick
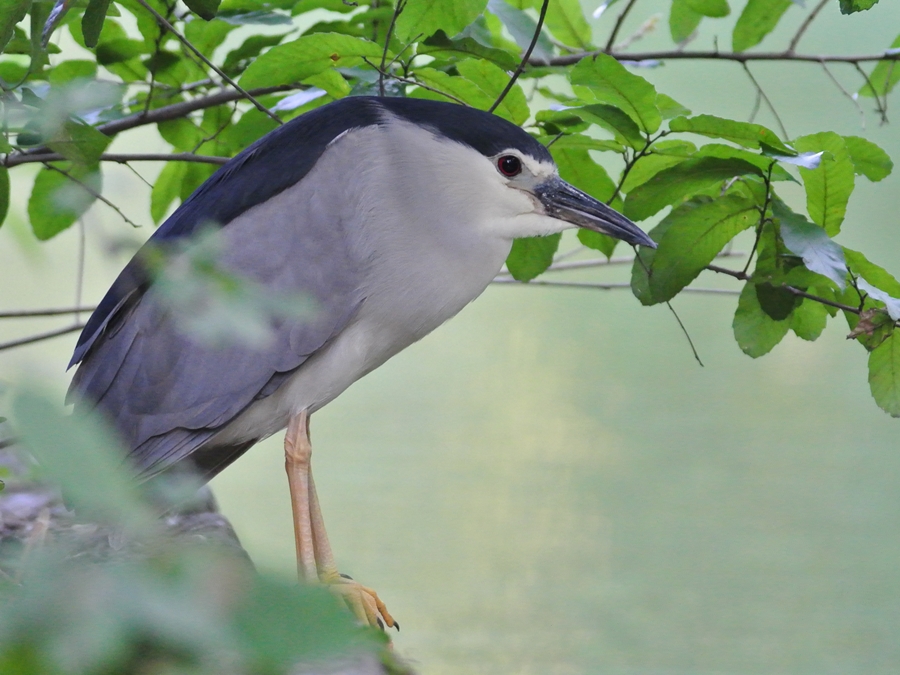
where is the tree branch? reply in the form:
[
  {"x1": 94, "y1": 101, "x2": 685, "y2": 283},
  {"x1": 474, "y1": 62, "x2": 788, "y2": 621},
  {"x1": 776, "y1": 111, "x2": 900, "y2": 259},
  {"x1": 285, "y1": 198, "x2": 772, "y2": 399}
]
[
  {"x1": 539, "y1": 49, "x2": 900, "y2": 67},
  {"x1": 6, "y1": 153, "x2": 228, "y2": 168},
  {"x1": 489, "y1": 0, "x2": 550, "y2": 114},
  {"x1": 0, "y1": 324, "x2": 84, "y2": 352},
  {"x1": 133, "y1": 0, "x2": 282, "y2": 124},
  {"x1": 0, "y1": 306, "x2": 98, "y2": 319}
]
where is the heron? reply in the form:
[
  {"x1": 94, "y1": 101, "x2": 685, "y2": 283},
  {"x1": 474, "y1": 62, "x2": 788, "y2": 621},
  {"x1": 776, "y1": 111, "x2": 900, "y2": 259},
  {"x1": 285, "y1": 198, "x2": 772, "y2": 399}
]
[{"x1": 68, "y1": 96, "x2": 654, "y2": 629}]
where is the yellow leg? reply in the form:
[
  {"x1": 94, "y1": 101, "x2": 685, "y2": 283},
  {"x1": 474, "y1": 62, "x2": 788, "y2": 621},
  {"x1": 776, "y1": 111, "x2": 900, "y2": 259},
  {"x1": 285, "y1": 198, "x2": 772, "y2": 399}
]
[{"x1": 284, "y1": 410, "x2": 397, "y2": 630}]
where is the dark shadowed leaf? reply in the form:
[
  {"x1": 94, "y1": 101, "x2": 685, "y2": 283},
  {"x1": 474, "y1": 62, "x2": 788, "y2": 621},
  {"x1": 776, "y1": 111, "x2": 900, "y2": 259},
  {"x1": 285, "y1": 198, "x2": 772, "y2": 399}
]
[
  {"x1": 869, "y1": 332, "x2": 900, "y2": 416},
  {"x1": 82, "y1": 0, "x2": 112, "y2": 47},
  {"x1": 843, "y1": 135, "x2": 893, "y2": 181},
  {"x1": 648, "y1": 194, "x2": 757, "y2": 303},
  {"x1": 222, "y1": 31, "x2": 292, "y2": 75},
  {"x1": 184, "y1": 0, "x2": 221, "y2": 20},
  {"x1": 0, "y1": 167, "x2": 8, "y2": 227},
  {"x1": 571, "y1": 54, "x2": 661, "y2": 133},
  {"x1": 419, "y1": 30, "x2": 519, "y2": 70},
  {"x1": 840, "y1": 0, "x2": 879, "y2": 14},
  {"x1": 506, "y1": 233, "x2": 562, "y2": 281},
  {"x1": 669, "y1": 114, "x2": 792, "y2": 153},
  {"x1": 395, "y1": 0, "x2": 488, "y2": 42},
  {"x1": 732, "y1": 0, "x2": 792, "y2": 52},
  {"x1": 775, "y1": 199, "x2": 847, "y2": 289},
  {"x1": 623, "y1": 156, "x2": 763, "y2": 221},
  {"x1": 0, "y1": 0, "x2": 31, "y2": 53},
  {"x1": 733, "y1": 280, "x2": 791, "y2": 357},
  {"x1": 793, "y1": 132, "x2": 855, "y2": 236}
]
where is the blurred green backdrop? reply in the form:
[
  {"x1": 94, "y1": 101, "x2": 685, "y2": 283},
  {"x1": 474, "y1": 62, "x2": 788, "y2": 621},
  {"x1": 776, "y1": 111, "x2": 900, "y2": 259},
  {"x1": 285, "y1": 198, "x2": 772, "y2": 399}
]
[{"x1": 2, "y1": 1, "x2": 900, "y2": 673}]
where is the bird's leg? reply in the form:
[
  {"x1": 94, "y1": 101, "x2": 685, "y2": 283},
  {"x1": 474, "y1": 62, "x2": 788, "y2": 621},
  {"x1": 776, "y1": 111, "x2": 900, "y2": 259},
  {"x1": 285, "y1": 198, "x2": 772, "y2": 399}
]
[{"x1": 284, "y1": 410, "x2": 397, "y2": 630}]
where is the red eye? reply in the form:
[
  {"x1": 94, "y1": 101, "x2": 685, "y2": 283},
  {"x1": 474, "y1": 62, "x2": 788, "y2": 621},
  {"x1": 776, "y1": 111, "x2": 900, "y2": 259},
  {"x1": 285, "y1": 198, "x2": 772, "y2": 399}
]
[{"x1": 497, "y1": 155, "x2": 522, "y2": 177}]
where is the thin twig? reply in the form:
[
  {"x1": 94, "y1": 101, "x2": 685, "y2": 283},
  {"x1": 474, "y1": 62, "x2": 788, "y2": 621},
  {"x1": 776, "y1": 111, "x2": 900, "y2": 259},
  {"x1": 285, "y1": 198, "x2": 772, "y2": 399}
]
[
  {"x1": 853, "y1": 62, "x2": 889, "y2": 124},
  {"x1": 820, "y1": 61, "x2": 866, "y2": 128},
  {"x1": 604, "y1": 0, "x2": 639, "y2": 53},
  {"x1": 491, "y1": 278, "x2": 737, "y2": 295},
  {"x1": 0, "y1": 306, "x2": 98, "y2": 319},
  {"x1": 379, "y1": 0, "x2": 406, "y2": 96},
  {"x1": 44, "y1": 164, "x2": 142, "y2": 229},
  {"x1": 133, "y1": 0, "x2": 282, "y2": 124},
  {"x1": 489, "y1": 0, "x2": 550, "y2": 114},
  {"x1": 6, "y1": 152, "x2": 229, "y2": 168},
  {"x1": 363, "y1": 58, "x2": 470, "y2": 105},
  {"x1": 0, "y1": 324, "x2": 84, "y2": 351},
  {"x1": 787, "y1": 0, "x2": 829, "y2": 54},
  {"x1": 741, "y1": 63, "x2": 789, "y2": 139},
  {"x1": 666, "y1": 300, "x2": 704, "y2": 366}
]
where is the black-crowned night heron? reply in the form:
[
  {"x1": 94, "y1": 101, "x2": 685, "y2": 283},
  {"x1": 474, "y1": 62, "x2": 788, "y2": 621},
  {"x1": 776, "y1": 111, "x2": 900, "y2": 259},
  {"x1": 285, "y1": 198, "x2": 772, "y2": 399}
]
[{"x1": 68, "y1": 96, "x2": 654, "y2": 628}]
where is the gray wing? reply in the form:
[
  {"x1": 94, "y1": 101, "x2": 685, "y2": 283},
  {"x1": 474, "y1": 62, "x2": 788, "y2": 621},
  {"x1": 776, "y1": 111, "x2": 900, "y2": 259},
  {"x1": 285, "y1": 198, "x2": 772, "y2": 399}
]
[{"x1": 70, "y1": 187, "x2": 364, "y2": 479}]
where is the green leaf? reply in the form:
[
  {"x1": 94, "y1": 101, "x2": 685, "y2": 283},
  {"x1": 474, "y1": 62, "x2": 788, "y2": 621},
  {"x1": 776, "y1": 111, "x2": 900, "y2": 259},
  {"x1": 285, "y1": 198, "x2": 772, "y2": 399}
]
[
  {"x1": 669, "y1": 0, "x2": 702, "y2": 42},
  {"x1": 623, "y1": 156, "x2": 763, "y2": 221},
  {"x1": 151, "y1": 160, "x2": 188, "y2": 224},
  {"x1": 536, "y1": 133, "x2": 623, "y2": 154},
  {"x1": 411, "y1": 67, "x2": 494, "y2": 108},
  {"x1": 631, "y1": 217, "x2": 674, "y2": 305},
  {"x1": 733, "y1": 280, "x2": 791, "y2": 357},
  {"x1": 0, "y1": 166, "x2": 8, "y2": 227},
  {"x1": 28, "y1": 164, "x2": 102, "y2": 239},
  {"x1": 240, "y1": 33, "x2": 385, "y2": 89},
  {"x1": 543, "y1": 0, "x2": 592, "y2": 49},
  {"x1": 46, "y1": 120, "x2": 111, "y2": 166},
  {"x1": 791, "y1": 299, "x2": 828, "y2": 341},
  {"x1": 869, "y1": 332, "x2": 900, "y2": 417},
  {"x1": 774, "y1": 199, "x2": 847, "y2": 290},
  {"x1": 222, "y1": 32, "x2": 291, "y2": 76},
  {"x1": 656, "y1": 93, "x2": 691, "y2": 119},
  {"x1": 693, "y1": 143, "x2": 793, "y2": 181},
  {"x1": 419, "y1": 30, "x2": 519, "y2": 71},
  {"x1": 668, "y1": 114, "x2": 792, "y2": 153},
  {"x1": 858, "y1": 34, "x2": 900, "y2": 98},
  {"x1": 48, "y1": 59, "x2": 97, "y2": 84},
  {"x1": 793, "y1": 132, "x2": 855, "y2": 236},
  {"x1": 457, "y1": 58, "x2": 528, "y2": 124},
  {"x1": 573, "y1": 104, "x2": 645, "y2": 150},
  {"x1": 571, "y1": 54, "x2": 661, "y2": 133},
  {"x1": 732, "y1": 0, "x2": 792, "y2": 52},
  {"x1": 844, "y1": 248, "x2": 900, "y2": 297},
  {"x1": 647, "y1": 194, "x2": 757, "y2": 303},
  {"x1": 685, "y1": 0, "x2": 729, "y2": 17},
  {"x1": 840, "y1": 0, "x2": 879, "y2": 13},
  {"x1": 96, "y1": 38, "x2": 146, "y2": 65},
  {"x1": 843, "y1": 135, "x2": 893, "y2": 181},
  {"x1": 0, "y1": 0, "x2": 31, "y2": 54},
  {"x1": 621, "y1": 151, "x2": 692, "y2": 195},
  {"x1": 395, "y1": 0, "x2": 488, "y2": 42},
  {"x1": 506, "y1": 233, "x2": 562, "y2": 281},
  {"x1": 184, "y1": 0, "x2": 221, "y2": 20},
  {"x1": 82, "y1": 0, "x2": 113, "y2": 47}
]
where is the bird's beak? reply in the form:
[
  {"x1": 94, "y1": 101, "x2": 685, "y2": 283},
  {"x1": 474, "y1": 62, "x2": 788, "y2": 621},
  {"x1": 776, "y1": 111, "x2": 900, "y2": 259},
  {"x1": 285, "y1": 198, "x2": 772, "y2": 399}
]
[{"x1": 535, "y1": 177, "x2": 656, "y2": 248}]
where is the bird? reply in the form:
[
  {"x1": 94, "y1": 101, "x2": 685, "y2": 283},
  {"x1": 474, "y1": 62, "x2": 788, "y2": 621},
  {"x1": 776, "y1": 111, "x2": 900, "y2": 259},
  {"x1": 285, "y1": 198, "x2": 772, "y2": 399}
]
[{"x1": 67, "y1": 95, "x2": 655, "y2": 628}]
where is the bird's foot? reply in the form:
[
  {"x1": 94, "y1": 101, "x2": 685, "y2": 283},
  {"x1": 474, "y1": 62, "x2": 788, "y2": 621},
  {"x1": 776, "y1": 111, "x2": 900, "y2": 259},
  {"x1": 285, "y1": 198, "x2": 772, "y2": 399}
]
[{"x1": 321, "y1": 570, "x2": 398, "y2": 631}]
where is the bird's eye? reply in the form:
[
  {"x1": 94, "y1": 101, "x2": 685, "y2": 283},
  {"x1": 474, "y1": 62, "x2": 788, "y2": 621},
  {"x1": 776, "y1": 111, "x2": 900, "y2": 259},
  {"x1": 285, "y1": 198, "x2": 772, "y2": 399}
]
[{"x1": 497, "y1": 155, "x2": 522, "y2": 177}]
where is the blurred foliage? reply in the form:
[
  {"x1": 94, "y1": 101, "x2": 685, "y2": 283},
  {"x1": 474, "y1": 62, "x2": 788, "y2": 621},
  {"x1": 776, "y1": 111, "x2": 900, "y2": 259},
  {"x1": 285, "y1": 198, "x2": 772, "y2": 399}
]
[{"x1": 0, "y1": 388, "x2": 392, "y2": 675}]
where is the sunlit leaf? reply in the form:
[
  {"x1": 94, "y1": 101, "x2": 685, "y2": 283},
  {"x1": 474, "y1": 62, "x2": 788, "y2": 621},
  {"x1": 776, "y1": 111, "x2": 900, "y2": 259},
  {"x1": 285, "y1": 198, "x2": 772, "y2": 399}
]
[
  {"x1": 487, "y1": 0, "x2": 554, "y2": 63},
  {"x1": 395, "y1": 0, "x2": 488, "y2": 42},
  {"x1": 151, "y1": 160, "x2": 188, "y2": 224},
  {"x1": 222, "y1": 31, "x2": 291, "y2": 75},
  {"x1": 543, "y1": 0, "x2": 592, "y2": 49},
  {"x1": 685, "y1": 0, "x2": 729, "y2": 17},
  {"x1": 843, "y1": 135, "x2": 893, "y2": 181},
  {"x1": 411, "y1": 67, "x2": 494, "y2": 108},
  {"x1": 506, "y1": 233, "x2": 562, "y2": 281},
  {"x1": 623, "y1": 156, "x2": 763, "y2": 221},
  {"x1": 573, "y1": 104, "x2": 645, "y2": 149},
  {"x1": 457, "y1": 58, "x2": 528, "y2": 124},
  {"x1": 733, "y1": 280, "x2": 791, "y2": 357},
  {"x1": 48, "y1": 59, "x2": 97, "y2": 84},
  {"x1": 28, "y1": 164, "x2": 101, "y2": 240},
  {"x1": 732, "y1": 0, "x2": 792, "y2": 52},
  {"x1": 869, "y1": 332, "x2": 900, "y2": 416},
  {"x1": 621, "y1": 150, "x2": 692, "y2": 194},
  {"x1": 791, "y1": 299, "x2": 828, "y2": 341},
  {"x1": 656, "y1": 93, "x2": 691, "y2": 119},
  {"x1": 669, "y1": 0, "x2": 702, "y2": 42},
  {"x1": 775, "y1": 199, "x2": 847, "y2": 290},
  {"x1": 647, "y1": 194, "x2": 757, "y2": 303},
  {"x1": 858, "y1": 34, "x2": 900, "y2": 98},
  {"x1": 793, "y1": 132, "x2": 855, "y2": 236},
  {"x1": 571, "y1": 54, "x2": 661, "y2": 133},
  {"x1": 240, "y1": 33, "x2": 385, "y2": 89},
  {"x1": 669, "y1": 114, "x2": 792, "y2": 153}
]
